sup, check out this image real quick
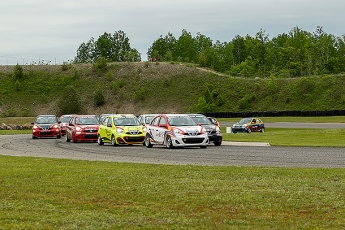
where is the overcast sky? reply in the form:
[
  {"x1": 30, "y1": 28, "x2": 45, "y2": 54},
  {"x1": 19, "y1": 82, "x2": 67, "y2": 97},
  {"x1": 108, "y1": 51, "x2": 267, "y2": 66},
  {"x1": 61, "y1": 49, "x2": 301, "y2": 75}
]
[{"x1": 1, "y1": 0, "x2": 344, "y2": 65}]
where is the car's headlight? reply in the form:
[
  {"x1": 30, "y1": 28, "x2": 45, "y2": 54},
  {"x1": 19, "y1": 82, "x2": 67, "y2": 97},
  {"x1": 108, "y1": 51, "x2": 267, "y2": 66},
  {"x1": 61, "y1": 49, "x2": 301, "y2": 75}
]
[
  {"x1": 116, "y1": 128, "x2": 124, "y2": 133},
  {"x1": 173, "y1": 128, "x2": 183, "y2": 134},
  {"x1": 201, "y1": 127, "x2": 206, "y2": 134},
  {"x1": 215, "y1": 126, "x2": 220, "y2": 132},
  {"x1": 76, "y1": 126, "x2": 82, "y2": 131},
  {"x1": 52, "y1": 124, "x2": 59, "y2": 128},
  {"x1": 33, "y1": 125, "x2": 39, "y2": 129},
  {"x1": 142, "y1": 126, "x2": 147, "y2": 132}
]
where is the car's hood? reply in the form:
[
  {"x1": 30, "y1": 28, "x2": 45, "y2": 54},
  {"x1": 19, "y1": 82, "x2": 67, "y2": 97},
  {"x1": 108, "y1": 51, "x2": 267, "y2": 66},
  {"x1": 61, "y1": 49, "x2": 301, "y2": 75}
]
[
  {"x1": 77, "y1": 125, "x2": 99, "y2": 129},
  {"x1": 117, "y1": 125, "x2": 143, "y2": 132},
  {"x1": 201, "y1": 124, "x2": 217, "y2": 130},
  {"x1": 174, "y1": 126, "x2": 202, "y2": 134}
]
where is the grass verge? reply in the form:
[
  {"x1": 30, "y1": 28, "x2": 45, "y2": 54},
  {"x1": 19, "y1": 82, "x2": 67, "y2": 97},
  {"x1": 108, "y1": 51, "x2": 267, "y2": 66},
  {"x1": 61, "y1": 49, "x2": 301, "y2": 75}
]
[
  {"x1": 222, "y1": 128, "x2": 345, "y2": 147},
  {"x1": 0, "y1": 156, "x2": 344, "y2": 229}
]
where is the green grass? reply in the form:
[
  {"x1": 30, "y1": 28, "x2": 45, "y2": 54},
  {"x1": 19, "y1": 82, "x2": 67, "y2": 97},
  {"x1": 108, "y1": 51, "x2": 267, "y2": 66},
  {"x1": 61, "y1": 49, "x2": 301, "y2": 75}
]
[
  {"x1": 222, "y1": 128, "x2": 345, "y2": 147},
  {"x1": 0, "y1": 156, "x2": 344, "y2": 229}
]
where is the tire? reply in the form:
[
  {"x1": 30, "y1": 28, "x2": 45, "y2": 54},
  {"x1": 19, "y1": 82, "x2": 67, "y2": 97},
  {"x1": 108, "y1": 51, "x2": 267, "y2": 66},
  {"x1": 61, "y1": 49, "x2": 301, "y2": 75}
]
[
  {"x1": 66, "y1": 134, "x2": 70, "y2": 142},
  {"x1": 247, "y1": 128, "x2": 252, "y2": 133},
  {"x1": 145, "y1": 136, "x2": 153, "y2": 148},
  {"x1": 166, "y1": 136, "x2": 174, "y2": 149},
  {"x1": 97, "y1": 135, "x2": 104, "y2": 145},
  {"x1": 111, "y1": 135, "x2": 117, "y2": 146},
  {"x1": 214, "y1": 141, "x2": 222, "y2": 146},
  {"x1": 57, "y1": 135, "x2": 61, "y2": 139},
  {"x1": 260, "y1": 128, "x2": 265, "y2": 133},
  {"x1": 72, "y1": 134, "x2": 77, "y2": 143},
  {"x1": 32, "y1": 135, "x2": 37, "y2": 139}
]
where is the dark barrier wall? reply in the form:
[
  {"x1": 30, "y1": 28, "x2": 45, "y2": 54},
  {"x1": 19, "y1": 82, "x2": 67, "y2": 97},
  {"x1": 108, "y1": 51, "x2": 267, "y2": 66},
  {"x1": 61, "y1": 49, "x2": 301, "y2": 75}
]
[{"x1": 205, "y1": 110, "x2": 345, "y2": 118}]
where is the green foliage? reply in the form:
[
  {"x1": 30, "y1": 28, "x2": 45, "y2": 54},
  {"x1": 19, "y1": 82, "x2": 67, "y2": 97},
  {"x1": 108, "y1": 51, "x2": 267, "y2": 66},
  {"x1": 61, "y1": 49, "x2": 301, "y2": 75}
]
[
  {"x1": 133, "y1": 87, "x2": 147, "y2": 102},
  {"x1": 13, "y1": 64, "x2": 24, "y2": 80},
  {"x1": 14, "y1": 79, "x2": 20, "y2": 91},
  {"x1": 93, "y1": 88, "x2": 105, "y2": 106},
  {"x1": 75, "y1": 30, "x2": 141, "y2": 63},
  {"x1": 57, "y1": 86, "x2": 82, "y2": 115},
  {"x1": 61, "y1": 61, "x2": 72, "y2": 71},
  {"x1": 93, "y1": 56, "x2": 108, "y2": 71}
]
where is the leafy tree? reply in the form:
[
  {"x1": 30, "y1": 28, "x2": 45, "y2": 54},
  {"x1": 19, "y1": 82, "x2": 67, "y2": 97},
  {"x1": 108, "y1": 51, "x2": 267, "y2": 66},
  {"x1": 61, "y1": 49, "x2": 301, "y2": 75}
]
[{"x1": 75, "y1": 30, "x2": 140, "y2": 63}]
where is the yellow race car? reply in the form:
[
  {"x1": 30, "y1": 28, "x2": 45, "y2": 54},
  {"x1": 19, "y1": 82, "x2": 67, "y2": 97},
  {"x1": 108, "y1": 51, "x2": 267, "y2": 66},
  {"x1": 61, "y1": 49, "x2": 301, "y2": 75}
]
[{"x1": 97, "y1": 114, "x2": 145, "y2": 146}]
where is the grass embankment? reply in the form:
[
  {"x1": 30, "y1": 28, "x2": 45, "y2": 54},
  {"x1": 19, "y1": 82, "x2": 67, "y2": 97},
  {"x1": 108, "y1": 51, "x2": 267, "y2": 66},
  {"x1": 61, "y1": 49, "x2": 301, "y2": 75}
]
[
  {"x1": 1, "y1": 62, "x2": 345, "y2": 116},
  {"x1": 1, "y1": 156, "x2": 344, "y2": 229}
]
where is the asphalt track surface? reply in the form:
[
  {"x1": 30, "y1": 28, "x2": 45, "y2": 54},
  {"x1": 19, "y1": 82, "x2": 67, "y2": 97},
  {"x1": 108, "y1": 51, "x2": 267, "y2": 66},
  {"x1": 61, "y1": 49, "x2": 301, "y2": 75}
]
[{"x1": 1, "y1": 134, "x2": 344, "y2": 168}]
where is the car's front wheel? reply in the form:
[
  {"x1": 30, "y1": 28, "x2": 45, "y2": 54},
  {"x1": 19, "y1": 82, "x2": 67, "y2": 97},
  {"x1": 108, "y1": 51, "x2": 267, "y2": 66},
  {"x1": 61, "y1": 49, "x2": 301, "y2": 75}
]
[
  {"x1": 214, "y1": 141, "x2": 222, "y2": 146},
  {"x1": 166, "y1": 136, "x2": 174, "y2": 149},
  {"x1": 260, "y1": 127, "x2": 265, "y2": 133},
  {"x1": 111, "y1": 135, "x2": 117, "y2": 146},
  {"x1": 97, "y1": 135, "x2": 104, "y2": 145},
  {"x1": 145, "y1": 136, "x2": 153, "y2": 148},
  {"x1": 247, "y1": 128, "x2": 252, "y2": 133},
  {"x1": 66, "y1": 134, "x2": 70, "y2": 142}
]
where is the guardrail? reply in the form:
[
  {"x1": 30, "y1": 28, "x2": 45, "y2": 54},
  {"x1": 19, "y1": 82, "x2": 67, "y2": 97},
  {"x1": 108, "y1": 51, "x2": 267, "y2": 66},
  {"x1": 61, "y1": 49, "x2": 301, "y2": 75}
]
[{"x1": 205, "y1": 110, "x2": 345, "y2": 118}]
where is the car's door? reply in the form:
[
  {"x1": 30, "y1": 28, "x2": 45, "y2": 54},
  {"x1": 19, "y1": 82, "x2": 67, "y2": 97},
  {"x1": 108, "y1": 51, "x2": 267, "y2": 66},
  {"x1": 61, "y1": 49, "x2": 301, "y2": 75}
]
[
  {"x1": 155, "y1": 116, "x2": 168, "y2": 144},
  {"x1": 147, "y1": 116, "x2": 162, "y2": 143},
  {"x1": 104, "y1": 117, "x2": 113, "y2": 141}
]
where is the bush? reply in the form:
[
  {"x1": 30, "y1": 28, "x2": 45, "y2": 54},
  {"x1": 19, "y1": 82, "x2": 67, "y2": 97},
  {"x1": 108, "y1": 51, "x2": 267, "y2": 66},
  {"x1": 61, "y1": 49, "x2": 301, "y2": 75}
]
[
  {"x1": 13, "y1": 64, "x2": 24, "y2": 80},
  {"x1": 58, "y1": 86, "x2": 82, "y2": 115},
  {"x1": 93, "y1": 88, "x2": 105, "y2": 106}
]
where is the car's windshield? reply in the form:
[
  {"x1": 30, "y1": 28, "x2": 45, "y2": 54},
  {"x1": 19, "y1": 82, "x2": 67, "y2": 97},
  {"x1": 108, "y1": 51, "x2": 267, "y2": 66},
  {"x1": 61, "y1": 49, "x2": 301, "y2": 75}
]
[
  {"x1": 35, "y1": 116, "x2": 57, "y2": 124},
  {"x1": 114, "y1": 117, "x2": 140, "y2": 126},
  {"x1": 145, "y1": 116, "x2": 154, "y2": 124},
  {"x1": 75, "y1": 117, "x2": 99, "y2": 125},
  {"x1": 192, "y1": 116, "x2": 212, "y2": 125},
  {"x1": 238, "y1": 118, "x2": 252, "y2": 124},
  {"x1": 168, "y1": 116, "x2": 197, "y2": 126},
  {"x1": 60, "y1": 116, "x2": 72, "y2": 123}
]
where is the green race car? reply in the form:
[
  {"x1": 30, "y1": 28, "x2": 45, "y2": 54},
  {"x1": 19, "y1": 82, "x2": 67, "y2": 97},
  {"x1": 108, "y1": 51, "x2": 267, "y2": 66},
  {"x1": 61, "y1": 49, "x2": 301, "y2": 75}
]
[{"x1": 97, "y1": 114, "x2": 145, "y2": 146}]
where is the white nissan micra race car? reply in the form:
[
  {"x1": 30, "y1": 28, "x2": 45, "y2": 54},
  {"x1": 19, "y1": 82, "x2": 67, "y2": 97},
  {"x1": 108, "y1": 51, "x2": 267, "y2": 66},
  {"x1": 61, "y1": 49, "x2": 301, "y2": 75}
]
[{"x1": 144, "y1": 114, "x2": 209, "y2": 149}]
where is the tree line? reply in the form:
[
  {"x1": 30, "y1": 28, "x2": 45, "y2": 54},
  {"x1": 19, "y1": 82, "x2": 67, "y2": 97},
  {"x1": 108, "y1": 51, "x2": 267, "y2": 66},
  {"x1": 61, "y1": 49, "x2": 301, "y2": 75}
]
[{"x1": 75, "y1": 26, "x2": 345, "y2": 78}]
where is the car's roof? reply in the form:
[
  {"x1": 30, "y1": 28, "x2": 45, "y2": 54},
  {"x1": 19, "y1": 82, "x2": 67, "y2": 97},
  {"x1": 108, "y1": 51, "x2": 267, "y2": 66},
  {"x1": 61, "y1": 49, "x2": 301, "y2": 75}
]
[
  {"x1": 112, "y1": 114, "x2": 137, "y2": 118},
  {"x1": 37, "y1": 115, "x2": 56, "y2": 117},
  {"x1": 138, "y1": 114, "x2": 157, "y2": 116},
  {"x1": 74, "y1": 114, "x2": 97, "y2": 117},
  {"x1": 187, "y1": 113, "x2": 206, "y2": 117}
]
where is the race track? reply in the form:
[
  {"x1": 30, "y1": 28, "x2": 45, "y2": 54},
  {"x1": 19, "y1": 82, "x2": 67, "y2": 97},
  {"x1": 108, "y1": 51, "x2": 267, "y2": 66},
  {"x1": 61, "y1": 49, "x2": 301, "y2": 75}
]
[{"x1": 1, "y1": 134, "x2": 344, "y2": 168}]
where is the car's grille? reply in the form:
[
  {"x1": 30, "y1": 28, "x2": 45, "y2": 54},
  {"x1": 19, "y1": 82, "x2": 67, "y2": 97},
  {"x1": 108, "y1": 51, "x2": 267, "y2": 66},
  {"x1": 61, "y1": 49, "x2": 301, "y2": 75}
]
[
  {"x1": 184, "y1": 131, "x2": 200, "y2": 136},
  {"x1": 82, "y1": 134, "x2": 98, "y2": 139},
  {"x1": 182, "y1": 138, "x2": 205, "y2": 144},
  {"x1": 84, "y1": 129, "x2": 97, "y2": 133},
  {"x1": 125, "y1": 130, "x2": 143, "y2": 135},
  {"x1": 126, "y1": 136, "x2": 145, "y2": 142},
  {"x1": 39, "y1": 131, "x2": 54, "y2": 135}
]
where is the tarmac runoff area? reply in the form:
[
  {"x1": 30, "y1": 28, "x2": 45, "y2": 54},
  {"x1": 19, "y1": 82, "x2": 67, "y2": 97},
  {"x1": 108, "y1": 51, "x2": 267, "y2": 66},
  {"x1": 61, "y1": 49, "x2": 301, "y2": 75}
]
[{"x1": 221, "y1": 141, "x2": 271, "y2": 146}]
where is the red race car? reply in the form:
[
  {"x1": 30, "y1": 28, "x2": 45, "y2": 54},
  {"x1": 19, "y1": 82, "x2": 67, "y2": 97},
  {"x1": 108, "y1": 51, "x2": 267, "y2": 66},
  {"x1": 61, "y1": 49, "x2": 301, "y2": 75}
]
[
  {"x1": 32, "y1": 115, "x2": 61, "y2": 139},
  {"x1": 58, "y1": 114, "x2": 76, "y2": 136},
  {"x1": 66, "y1": 115, "x2": 100, "y2": 143}
]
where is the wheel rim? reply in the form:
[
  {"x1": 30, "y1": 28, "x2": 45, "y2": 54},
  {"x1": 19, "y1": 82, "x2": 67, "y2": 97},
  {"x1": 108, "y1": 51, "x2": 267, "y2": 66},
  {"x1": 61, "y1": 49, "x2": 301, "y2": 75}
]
[
  {"x1": 111, "y1": 136, "x2": 116, "y2": 145},
  {"x1": 145, "y1": 137, "x2": 150, "y2": 146},
  {"x1": 166, "y1": 136, "x2": 172, "y2": 148}
]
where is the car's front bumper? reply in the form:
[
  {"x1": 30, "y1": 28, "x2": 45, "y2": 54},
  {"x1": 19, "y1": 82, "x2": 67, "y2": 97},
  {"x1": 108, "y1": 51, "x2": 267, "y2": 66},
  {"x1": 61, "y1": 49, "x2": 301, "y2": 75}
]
[
  {"x1": 172, "y1": 134, "x2": 209, "y2": 147},
  {"x1": 32, "y1": 129, "x2": 61, "y2": 138}
]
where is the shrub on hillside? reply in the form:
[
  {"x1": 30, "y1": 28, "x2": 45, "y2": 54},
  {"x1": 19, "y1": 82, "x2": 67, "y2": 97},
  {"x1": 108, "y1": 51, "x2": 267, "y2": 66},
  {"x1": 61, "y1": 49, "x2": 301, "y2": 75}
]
[
  {"x1": 58, "y1": 86, "x2": 82, "y2": 115},
  {"x1": 93, "y1": 88, "x2": 105, "y2": 106}
]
